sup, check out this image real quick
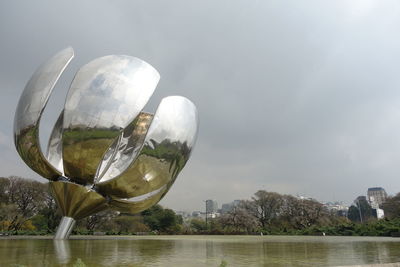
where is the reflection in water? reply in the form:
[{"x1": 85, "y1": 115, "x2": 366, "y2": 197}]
[
  {"x1": 54, "y1": 240, "x2": 71, "y2": 264},
  {"x1": 1, "y1": 236, "x2": 400, "y2": 266}
]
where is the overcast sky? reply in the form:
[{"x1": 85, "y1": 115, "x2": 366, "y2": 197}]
[{"x1": 1, "y1": 1, "x2": 400, "y2": 211}]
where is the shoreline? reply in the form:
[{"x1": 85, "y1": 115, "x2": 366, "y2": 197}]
[{"x1": 1, "y1": 234, "x2": 400, "y2": 242}]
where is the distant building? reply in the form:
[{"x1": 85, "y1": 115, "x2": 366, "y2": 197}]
[
  {"x1": 191, "y1": 211, "x2": 207, "y2": 220},
  {"x1": 206, "y1": 200, "x2": 218, "y2": 214},
  {"x1": 233, "y1": 199, "x2": 241, "y2": 206},
  {"x1": 323, "y1": 201, "x2": 348, "y2": 217},
  {"x1": 376, "y1": 208, "x2": 385, "y2": 219},
  {"x1": 355, "y1": 195, "x2": 368, "y2": 204},
  {"x1": 192, "y1": 211, "x2": 202, "y2": 217},
  {"x1": 367, "y1": 187, "x2": 387, "y2": 219},
  {"x1": 208, "y1": 213, "x2": 219, "y2": 219},
  {"x1": 221, "y1": 200, "x2": 241, "y2": 214},
  {"x1": 367, "y1": 187, "x2": 387, "y2": 208},
  {"x1": 296, "y1": 195, "x2": 314, "y2": 201},
  {"x1": 355, "y1": 190, "x2": 386, "y2": 220},
  {"x1": 221, "y1": 203, "x2": 231, "y2": 213},
  {"x1": 175, "y1": 211, "x2": 191, "y2": 218}
]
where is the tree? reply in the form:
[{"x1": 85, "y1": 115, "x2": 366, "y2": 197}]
[
  {"x1": 243, "y1": 190, "x2": 284, "y2": 228},
  {"x1": 84, "y1": 210, "x2": 118, "y2": 231},
  {"x1": 0, "y1": 203, "x2": 20, "y2": 231},
  {"x1": 0, "y1": 177, "x2": 10, "y2": 203},
  {"x1": 241, "y1": 191, "x2": 335, "y2": 232},
  {"x1": 36, "y1": 185, "x2": 61, "y2": 232},
  {"x1": 158, "y1": 209, "x2": 178, "y2": 232},
  {"x1": 190, "y1": 218, "x2": 207, "y2": 232},
  {"x1": 113, "y1": 215, "x2": 149, "y2": 233},
  {"x1": 4, "y1": 176, "x2": 48, "y2": 231},
  {"x1": 275, "y1": 195, "x2": 330, "y2": 230},
  {"x1": 382, "y1": 193, "x2": 400, "y2": 219},
  {"x1": 141, "y1": 204, "x2": 182, "y2": 233},
  {"x1": 218, "y1": 205, "x2": 259, "y2": 233}
]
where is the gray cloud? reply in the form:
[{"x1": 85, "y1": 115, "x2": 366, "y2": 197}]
[{"x1": 1, "y1": 0, "x2": 400, "y2": 211}]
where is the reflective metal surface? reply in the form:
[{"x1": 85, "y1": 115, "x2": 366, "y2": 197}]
[
  {"x1": 96, "y1": 96, "x2": 198, "y2": 199},
  {"x1": 62, "y1": 55, "x2": 160, "y2": 184},
  {"x1": 47, "y1": 111, "x2": 64, "y2": 174},
  {"x1": 54, "y1": 217, "x2": 76, "y2": 240},
  {"x1": 109, "y1": 185, "x2": 167, "y2": 214},
  {"x1": 49, "y1": 181, "x2": 108, "y2": 220},
  {"x1": 14, "y1": 47, "x2": 74, "y2": 180},
  {"x1": 14, "y1": 48, "x2": 198, "y2": 239},
  {"x1": 95, "y1": 112, "x2": 154, "y2": 182}
]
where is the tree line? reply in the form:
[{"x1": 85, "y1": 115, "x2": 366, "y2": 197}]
[
  {"x1": 191, "y1": 191, "x2": 400, "y2": 236},
  {"x1": 189, "y1": 191, "x2": 346, "y2": 235},
  {"x1": 1, "y1": 176, "x2": 400, "y2": 236}
]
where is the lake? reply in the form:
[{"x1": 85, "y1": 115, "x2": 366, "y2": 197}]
[{"x1": 1, "y1": 235, "x2": 400, "y2": 266}]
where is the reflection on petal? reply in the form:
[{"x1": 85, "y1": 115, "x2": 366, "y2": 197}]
[
  {"x1": 14, "y1": 47, "x2": 74, "y2": 180},
  {"x1": 97, "y1": 96, "x2": 199, "y2": 199},
  {"x1": 95, "y1": 112, "x2": 153, "y2": 183},
  {"x1": 62, "y1": 55, "x2": 160, "y2": 184},
  {"x1": 47, "y1": 111, "x2": 64, "y2": 174},
  {"x1": 49, "y1": 181, "x2": 108, "y2": 220},
  {"x1": 109, "y1": 185, "x2": 168, "y2": 214}
]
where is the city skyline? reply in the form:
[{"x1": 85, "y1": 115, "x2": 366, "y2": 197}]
[
  {"x1": 2, "y1": 1, "x2": 400, "y2": 211},
  {"x1": 173, "y1": 186, "x2": 387, "y2": 213}
]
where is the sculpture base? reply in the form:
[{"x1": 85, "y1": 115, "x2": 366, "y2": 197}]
[{"x1": 54, "y1": 216, "x2": 76, "y2": 240}]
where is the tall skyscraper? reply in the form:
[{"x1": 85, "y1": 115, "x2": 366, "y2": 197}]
[
  {"x1": 206, "y1": 199, "x2": 218, "y2": 214},
  {"x1": 367, "y1": 187, "x2": 387, "y2": 208},
  {"x1": 221, "y1": 200, "x2": 242, "y2": 213}
]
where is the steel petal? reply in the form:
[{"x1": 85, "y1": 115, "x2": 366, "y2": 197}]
[
  {"x1": 94, "y1": 112, "x2": 153, "y2": 183},
  {"x1": 49, "y1": 181, "x2": 108, "y2": 220},
  {"x1": 96, "y1": 96, "x2": 199, "y2": 198},
  {"x1": 47, "y1": 110, "x2": 64, "y2": 174},
  {"x1": 14, "y1": 47, "x2": 74, "y2": 180},
  {"x1": 62, "y1": 55, "x2": 160, "y2": 184},
  {"x1": 108, "y1": 185, "x2": 168, "y2": 214}
]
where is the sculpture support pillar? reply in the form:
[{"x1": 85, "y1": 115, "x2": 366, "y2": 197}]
[{"x1": 54, "y1": 216, "x2": 76, "y2": 240}]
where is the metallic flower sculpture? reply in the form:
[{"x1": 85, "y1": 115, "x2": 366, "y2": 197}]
[{"x1": 14, "y1": 47, "x2": 198, "y2": 239}]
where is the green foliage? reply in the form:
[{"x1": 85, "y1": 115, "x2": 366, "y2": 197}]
[
  {"x1": 72, "y1": 258, "x2": 87, "y2": 267},
  {"x1": 37, "y1": 206, "x2": 61, "y2": 232},
  {"x1": 0, "y1": 177, "x2": 58, "y2": 232},
  {"x1": 288, "y1": 218, "x2": 400, "y2": 237},
  {"x1": 63, "y1": 129, "x2": 119, "y2": 141},
  {"x1": 141, "y1": 205, "x2": 182, "y2": 233},
  {"x1": 382, "y1": 193, "x2": 400, "y2": 219},
  {"x1": 219, "y1": 259, "x2": 228, "y2": 267},
  {"x1": 31, "y1": 215, "x2": 47, "y2": 230},
  {"x1": 72, "y1": 228, "x2": 92, "y2": 235},
  {"x1": 113, "y1": 215, "x2": 149, "y2": 234},
  {"x1": 190, "y1": 218, "x2": 207, "y2": 232}
]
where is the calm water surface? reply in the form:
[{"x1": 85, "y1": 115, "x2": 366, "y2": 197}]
[{"x1": 1, "y1": 235, "x2": 400, "y2": 266}]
